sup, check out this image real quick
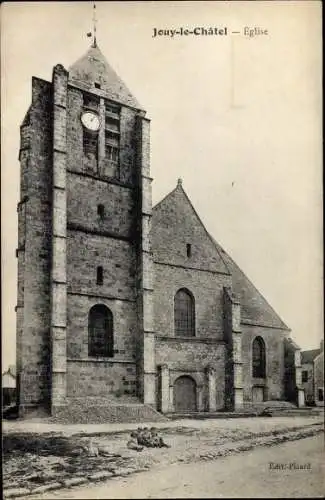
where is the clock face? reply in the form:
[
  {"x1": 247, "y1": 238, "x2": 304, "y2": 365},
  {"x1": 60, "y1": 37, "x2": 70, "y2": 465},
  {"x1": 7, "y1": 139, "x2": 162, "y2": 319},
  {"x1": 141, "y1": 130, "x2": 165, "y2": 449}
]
[{"x1": 81, "y1": 111, "x2": 100, "y2": 132}]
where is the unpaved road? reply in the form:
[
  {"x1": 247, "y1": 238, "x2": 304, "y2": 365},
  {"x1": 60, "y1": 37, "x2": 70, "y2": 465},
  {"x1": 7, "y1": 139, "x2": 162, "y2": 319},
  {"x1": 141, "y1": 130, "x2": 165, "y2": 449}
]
[{"x1": 29, "y1": 436, "x2": 325, "y2": 498}]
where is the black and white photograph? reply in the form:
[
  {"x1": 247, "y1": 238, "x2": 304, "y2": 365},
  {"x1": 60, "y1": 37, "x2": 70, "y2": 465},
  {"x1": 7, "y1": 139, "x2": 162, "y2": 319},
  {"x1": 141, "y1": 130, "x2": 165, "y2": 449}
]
[{"x1": 1, "y1": 1, "x2": 323, "y2": 498}]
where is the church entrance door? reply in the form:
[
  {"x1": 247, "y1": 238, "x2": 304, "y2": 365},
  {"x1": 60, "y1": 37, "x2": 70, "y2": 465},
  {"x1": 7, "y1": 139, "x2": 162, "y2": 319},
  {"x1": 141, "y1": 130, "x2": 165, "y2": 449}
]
[{"x1": 174, "y1": 376, "x2": 197, "y2": 412}]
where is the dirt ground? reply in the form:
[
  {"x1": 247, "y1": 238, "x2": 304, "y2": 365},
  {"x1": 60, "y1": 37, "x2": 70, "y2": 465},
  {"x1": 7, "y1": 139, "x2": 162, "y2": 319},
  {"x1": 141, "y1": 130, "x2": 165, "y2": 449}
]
[
  {"x1": 30, "y1": 435, "x2": 324, "y2": 499},
  {"x1": 3, "y1": 416, "x2": 323, "y2": 497}
]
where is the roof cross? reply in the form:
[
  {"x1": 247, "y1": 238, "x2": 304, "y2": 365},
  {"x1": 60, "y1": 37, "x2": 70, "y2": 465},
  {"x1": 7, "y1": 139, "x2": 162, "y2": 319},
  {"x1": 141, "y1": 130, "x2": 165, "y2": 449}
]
[
  {"x1": 92, "y1": 1, "x2": 97, "y2": 48},
  {"x1": 87, "y1": 2, "x2": 98, "y2": 48}
]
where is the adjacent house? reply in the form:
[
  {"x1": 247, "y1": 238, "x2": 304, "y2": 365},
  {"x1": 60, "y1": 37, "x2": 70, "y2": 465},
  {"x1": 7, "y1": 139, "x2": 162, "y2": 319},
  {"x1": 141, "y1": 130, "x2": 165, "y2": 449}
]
[
  {"x1": 2, "y1": 365, "x2": 16, "y2": 406},
  {"x1": 301, "y1": 341, "x2": 323, "y2": 405},
  {"x1": 314, "y1": 342, "x2": 324, "y2": 406}
]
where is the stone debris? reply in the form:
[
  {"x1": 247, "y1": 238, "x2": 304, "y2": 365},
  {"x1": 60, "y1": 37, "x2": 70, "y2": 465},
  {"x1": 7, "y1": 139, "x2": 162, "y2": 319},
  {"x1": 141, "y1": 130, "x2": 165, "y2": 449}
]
[
  {"x1": 89, "y1": 471, "x2": 114, "y2": 481},
  {"x1": 85, "y1": 438, "x2": 99, "y2": 457},
  {"x1": 131, "y1": 427, "x2": 171, "y2": 449},
  {"x1": 5, "y1": 488, "x2": 31, "y2": 498},
  {"x1": 63, "y1": 477, "x2": 88, "y2": 488},
  {"x1": 30, "y1": 482, "x2": 63, "y2": 494},
  {"x1": 113, "y1": 467, "x2": 133, "y2": 477},
  {"x1": 98, "y1": 445, "x2": 114, "y2": 456}
]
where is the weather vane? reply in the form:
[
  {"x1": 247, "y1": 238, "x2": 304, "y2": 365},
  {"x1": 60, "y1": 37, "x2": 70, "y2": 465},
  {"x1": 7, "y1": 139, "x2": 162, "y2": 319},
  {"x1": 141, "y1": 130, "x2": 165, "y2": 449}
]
[{"x1": 87, "y1": 1, "x2": 97, "y2": 47}]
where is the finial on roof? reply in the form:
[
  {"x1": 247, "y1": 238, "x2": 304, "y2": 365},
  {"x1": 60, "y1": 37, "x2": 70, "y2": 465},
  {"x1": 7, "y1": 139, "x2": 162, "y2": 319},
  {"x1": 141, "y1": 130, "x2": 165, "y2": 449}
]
[
  {"x1": 86, "y1": 1, "x2": 98, "y2": 48},
  {"x1": 92, "y1": 1, "x2": 97, "y2": 47},
  {"x1": 177, "y1": 178, "x2": 183, "y2": 188}
]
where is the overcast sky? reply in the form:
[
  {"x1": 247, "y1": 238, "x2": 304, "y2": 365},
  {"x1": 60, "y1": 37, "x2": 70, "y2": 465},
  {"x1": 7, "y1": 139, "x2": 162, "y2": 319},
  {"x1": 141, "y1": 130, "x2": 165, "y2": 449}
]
[{"x1": 1, "y1": 1, "x2": 323, "y2": 371}]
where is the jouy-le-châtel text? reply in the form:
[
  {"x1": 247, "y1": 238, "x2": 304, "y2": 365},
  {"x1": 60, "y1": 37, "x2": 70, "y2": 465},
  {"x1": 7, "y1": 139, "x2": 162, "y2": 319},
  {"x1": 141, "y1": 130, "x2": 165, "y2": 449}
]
[{"x1": 152, "y1": 26, "x2": 268, "y2": 38}]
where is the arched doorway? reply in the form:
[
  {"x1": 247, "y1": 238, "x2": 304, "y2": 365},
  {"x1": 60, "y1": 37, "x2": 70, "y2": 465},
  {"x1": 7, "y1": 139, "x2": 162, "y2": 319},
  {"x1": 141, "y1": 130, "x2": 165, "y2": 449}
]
[{"x1": 174, "y1": 376, "x2": 197, "y2": 412}]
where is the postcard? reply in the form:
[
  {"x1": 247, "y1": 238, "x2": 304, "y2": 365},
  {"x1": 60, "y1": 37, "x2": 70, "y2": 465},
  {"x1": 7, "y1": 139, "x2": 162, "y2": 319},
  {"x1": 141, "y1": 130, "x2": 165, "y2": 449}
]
[{"x1": 1, "y1": 1, "x2": 323, "y2": 498}]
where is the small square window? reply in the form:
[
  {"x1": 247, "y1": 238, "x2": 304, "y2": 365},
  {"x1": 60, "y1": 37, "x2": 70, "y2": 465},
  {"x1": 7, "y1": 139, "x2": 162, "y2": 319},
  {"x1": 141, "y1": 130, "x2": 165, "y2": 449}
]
[{"x1": 94, "y1": 82, "x2": 101, "y2": 89}]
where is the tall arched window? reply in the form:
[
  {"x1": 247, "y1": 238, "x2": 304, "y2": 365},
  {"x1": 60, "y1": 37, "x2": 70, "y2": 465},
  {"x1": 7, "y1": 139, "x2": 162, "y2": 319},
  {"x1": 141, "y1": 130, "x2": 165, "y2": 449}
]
[
  {"x1": 174, "y1": 288, "x2": 195, "y2": 337},
  {"x1": 88, "y1": 304, "x2": 113, "y2": 357},
  {"x1": 252, "y1": 336, "x2": 266, "y2": 378}
]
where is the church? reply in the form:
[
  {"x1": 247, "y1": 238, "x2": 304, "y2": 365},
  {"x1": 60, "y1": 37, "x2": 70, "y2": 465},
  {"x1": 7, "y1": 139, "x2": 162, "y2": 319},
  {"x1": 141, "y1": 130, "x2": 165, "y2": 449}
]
[{"x1": 16, "y1": 40, "x2": 305, "y2": 421}]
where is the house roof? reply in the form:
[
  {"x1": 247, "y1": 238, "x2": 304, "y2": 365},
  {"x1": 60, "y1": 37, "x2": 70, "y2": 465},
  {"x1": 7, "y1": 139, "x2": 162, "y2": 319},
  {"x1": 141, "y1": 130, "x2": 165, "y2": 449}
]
[
  {"x1": 301, "y1": 349, "x2": 321, "y2": 364},
  {"x1": 2, "y1": 365, "x2": 16, "y2": 378},
  {"x1": 8, "y1": 364, "x2": 16, "y2": 377},
  {"x1": 68, "y1": 44, "x2": 143, "y2": 110}
]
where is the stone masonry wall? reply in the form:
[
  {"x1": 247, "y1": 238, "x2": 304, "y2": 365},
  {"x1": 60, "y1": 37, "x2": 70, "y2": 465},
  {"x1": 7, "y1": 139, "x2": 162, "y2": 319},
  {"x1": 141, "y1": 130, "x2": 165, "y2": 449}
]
[
  {"x1": 65, "y1": 84, "x2": 141, "y2": 400},
  {"x1": 18, "y1": 77, "x2": 53, "y2": 409},
  {"x1": 153, "y1": 264, "x2": 231, "y2": 339},
  {"x1": 151, "y1": 185, "x2": 229, "y2": 274},
  {"x1": 67, "y1": 174, "x2": 135, "y2": 238},
  {"x1": 16, "y1": 147, "x2": 29, "y2": 380},
  {"x1": 241, "y1": 324, "x2": 286, "y2": 401},
  {"x1": 67, "y1": 360, "x2": 137, "y2": 398},
  {"x1": 155, "y1": 338, "x2": 225, "y2": 409},
  {"x1": 66, "y1": 290, "x2": 138, "y2": 397},
  {"x1": 67, "y1": 232, "x2": 135, "y2": 300}
]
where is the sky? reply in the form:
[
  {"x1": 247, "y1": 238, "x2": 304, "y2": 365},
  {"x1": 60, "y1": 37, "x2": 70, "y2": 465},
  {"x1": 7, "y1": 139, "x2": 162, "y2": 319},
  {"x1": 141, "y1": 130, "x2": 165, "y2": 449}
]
[{"x1": 1, "y1": 1, "x2": 323, "y2": 371}]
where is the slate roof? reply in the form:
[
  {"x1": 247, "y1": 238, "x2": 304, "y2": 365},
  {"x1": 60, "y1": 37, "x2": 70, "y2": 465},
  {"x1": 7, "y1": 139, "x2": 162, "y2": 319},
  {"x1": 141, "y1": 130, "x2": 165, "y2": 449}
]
[
  {"x1": 68, "y1": 44, "x2": 143, "y2": 110},
  {"x1": 212, "y1": 239, "x2": 290, "y2": 330},
  {"x1": 301, "y1": 349, "x2": 321, "y2": 364}
]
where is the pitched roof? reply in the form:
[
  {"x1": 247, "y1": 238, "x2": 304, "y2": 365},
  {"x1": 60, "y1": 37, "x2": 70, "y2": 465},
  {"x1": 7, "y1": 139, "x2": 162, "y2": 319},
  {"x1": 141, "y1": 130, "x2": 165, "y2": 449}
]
[
  {"x1": 212, "y1": 239, "x2": 290, "y2": 330},
  {"x1": 68, "y1": 44, "x2": 143, "y2": 110},
  {"x1": 8, "y1": 364, "x2": 16, "y2": 377},
  {"x1": 2, "y1": 365, "x2": 16, "y2": 378},
  {"x1": 301, "y1": 349, "x2": 321, "y2": 364}
]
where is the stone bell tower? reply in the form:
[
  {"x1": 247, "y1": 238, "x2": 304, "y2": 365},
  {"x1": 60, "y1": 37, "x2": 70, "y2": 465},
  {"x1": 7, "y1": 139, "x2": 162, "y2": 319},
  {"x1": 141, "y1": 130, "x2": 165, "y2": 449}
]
[{"x1": 16, "y1": 42, "x2": 155, "y2": 416}]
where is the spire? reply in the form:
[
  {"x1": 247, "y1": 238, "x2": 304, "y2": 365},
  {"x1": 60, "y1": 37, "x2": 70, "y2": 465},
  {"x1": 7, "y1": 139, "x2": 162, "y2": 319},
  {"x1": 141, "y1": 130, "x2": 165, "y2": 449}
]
[
  {"x1": 68, "y1": 45, "x2": 143, "y2": 110},
  {"x1": 74, "y1": 1, "x2": 144, "y2": 109}
]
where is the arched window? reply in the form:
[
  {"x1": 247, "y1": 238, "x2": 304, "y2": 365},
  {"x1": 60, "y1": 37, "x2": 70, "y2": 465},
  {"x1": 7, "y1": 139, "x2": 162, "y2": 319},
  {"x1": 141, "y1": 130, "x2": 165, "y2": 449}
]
[
  {"x1": 174, "y1": 288, "x2": 195, "y2": 337},
  {"x1": 252, "y1": 336, "x2": 266, "y2": 378},
  {"x1": 88, "y1": 304, "x2": 113, "y2": 357}
]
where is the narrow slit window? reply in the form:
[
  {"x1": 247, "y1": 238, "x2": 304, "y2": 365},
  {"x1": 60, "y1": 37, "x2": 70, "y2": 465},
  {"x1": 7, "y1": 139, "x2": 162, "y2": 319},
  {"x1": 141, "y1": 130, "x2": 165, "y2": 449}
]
[
  {"x1": 96, "y1": 266, "x2": 103, "y2": 285},
  {"x1": 97, "y1": 204, "x2": 105, "y2": 219},
  {"x1": 186, "y1": 244, "x2": 192, "y2": 258}
]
